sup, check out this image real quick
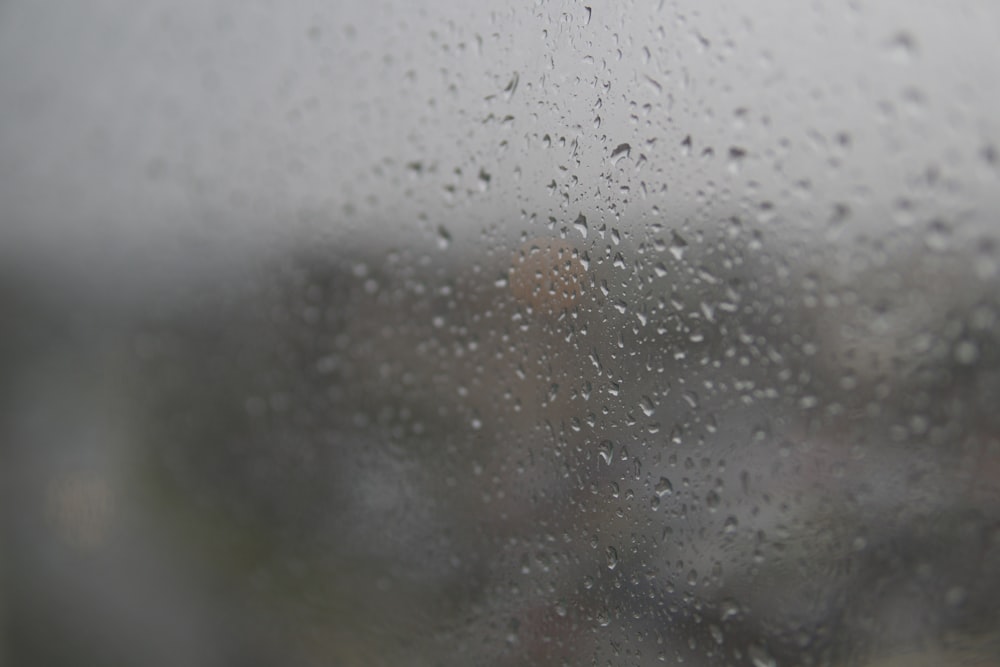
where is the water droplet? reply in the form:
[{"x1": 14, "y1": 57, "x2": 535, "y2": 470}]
[
  {"x1": 654, "y1": 477, "x2": 673, "y2": 497},
  {"x1": 925, "y1": 218, "x2": 951, "y2": 251},
  {"x1": 503, "y1": 72, "x2": 519, "y2": 100},
  {"x1": 954, "y1": 340, "x2": 979, "y2": 365},
  {"x1": 574, "y1": 213, "x2": 588, "y2": 238},
  {"x1": 669, "y1": 232, "x2": 689, "y2": 260},
  {"x1": 887, "y1": 31, "x2": 919, "y2": 63},
  {"x1": 606, "y1": 546, "x2": 619, "y2": 570},
  {"x1": 683, "y1": 391, "x2": 700, "y2": 408},
  {"x1": 610, "y1": 142, "x2": 631, "y2": 164},
  {"x1": 720, "y1": 599, "x2": 740, "y2": 621},
  {"x1": 705, "y1": 489, "x2": 721, "y2": 511},
  {"x1": 639, "y1": 395, "x2": 655, "y2": 417},
  {"x1": 727, "y1": 146, "x2": 747, "y2": 174},
  {"x1": 748, "y1": 645, "x2": 776, "y2": 667},
  {"x1": 437, "y1": 225, "x2": 452, "y2": 250},
  {"x1": 598, "y1": 440, "x2": 614, "y2": 465},
  {"x1": 945, "y1": 586, "x2": 967, "y2": 607}
]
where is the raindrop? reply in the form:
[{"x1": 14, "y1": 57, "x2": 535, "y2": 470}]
[
  {"x1": 925, "y1": 218, "x2": 951, "y2": 251},
  {"x1": 748, "y1": 644, "x2": 776, "y2": 667},
  {"x1": 610, "y1": 143, "x2": 631, "y2": 164},
  {"x1": 502, "y1": 72, "x2": 519, "y2": 100},
  {"x1": 606, "y1": 546, "x2": 619, "y2": 570},
  {"x1": 598, "y1": 440, "x2": 614, "y2": 465},
  {"x1": 720, "y1": 599, "x2": 740, "y2": 621},
  {"x1": 705, "y1": 489, "x2": 721, "y2": 511},
  {"x1": 639, "y1": 395, "x2": 655, "y2": 417},
  {"x1": 654, "y1": 476, "x2": 673, "y2": 497},
  {"x1": 574, "y1": 213, "x2": 589, "y2": 239},
  {"x1": 727, "y1": 146, "x2": 747, "y2": 173},
  {"x1": 887, "y1": 31, "x2": 919, "y2": 63},
  {"x1": 954, "y1": 340, "x2": 979, "y2": 365},
  {"x1": 669, "y1": 231, "x2": 688, "y2": 261},
  {"x1": 477, "y1": 169, "x2": 491, "y2": 191},
  {"x1": 437, "y1": 225, "x2": 452, "y2": 250},
  {"x1": 945, "y1": 586, "x2": 967, "y2": 607}
]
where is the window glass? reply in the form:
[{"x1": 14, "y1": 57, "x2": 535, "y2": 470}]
[{"x1": 2, "y1": 1, "x2": 1000, "y2": 665}]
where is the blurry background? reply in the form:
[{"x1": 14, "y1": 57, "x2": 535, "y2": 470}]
[{"x1": 2, "y1": 0, "x2": 1000, "y2": 665}]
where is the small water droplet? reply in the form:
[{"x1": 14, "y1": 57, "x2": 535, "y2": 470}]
[
  {"x1": 727, "y1": 146, "x2": 747, "y2": 173},
  {"x1": 945, "y1": 586, "x2": 967, "y2": 607},
  {"x1": 748, "y1": 644, "x2": 776, "y2": 667},
  {"x1": 887, "y1": 31, "x2": 919, "y2": 63},
  {"x1": 654, "y1": 477, "x2": 673, "y2": 497},
  {"x1": 639, "y1": 395, "x2": 655, "y2": 417},
  {"x1": 683, "y1": 391, "x2": 699, "y2": 408},
  {"x1": 574, "y1": 213, "x2": 589, "y2": 238},
  {"x1": 598, "y1": 440, "x2": 614, "y2": 465},
  {"x1": 606, "y1": 546, "x2": 619, "y2": 570},
  {"x1": 477, "y1": 168, "x2": 491, "y2": 191},
  {"x1": 706, "y1": 489, "x2": 721, "y2": 511},
  {"x1": 503, "y1": 72, "x2": 519, "y2": 100},
  {"x1": 669, "y1": 231, "x2": 688, "y2": 260},
  {"x1": 925, "y1": 218, "x2": 951, "y2": 251},
  {"x1": 437, "y1": 225, "x2": 452, "y2": 249},
  {"x1": 720, "y1": 599, "x2": 740, "y2": 621},
  {"x1": 954, "y1": 340, "x2": 979, "y2": 365}
]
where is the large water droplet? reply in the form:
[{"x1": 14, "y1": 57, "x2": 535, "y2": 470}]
[{"x1": 610, "y1": 142, "x2": 631, "y2": 164}]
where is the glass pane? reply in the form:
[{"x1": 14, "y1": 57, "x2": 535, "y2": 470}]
[{"x1": 3, "y1": 1, "x2": 999, "y2": 665}]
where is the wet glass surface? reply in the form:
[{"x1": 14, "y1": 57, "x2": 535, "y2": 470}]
[{"x1": 2, "y1": 1, "x2": 1000, "y2": 665}]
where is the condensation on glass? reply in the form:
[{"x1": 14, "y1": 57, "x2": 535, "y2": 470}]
[{"x1": 2, "y1": 1, "x2": 999, "y2": 665}]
